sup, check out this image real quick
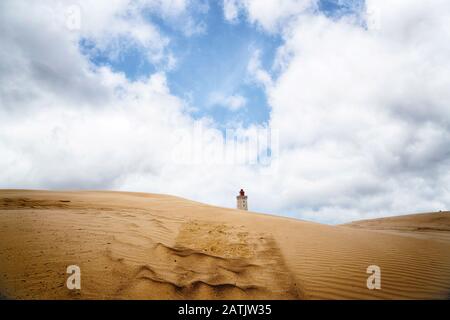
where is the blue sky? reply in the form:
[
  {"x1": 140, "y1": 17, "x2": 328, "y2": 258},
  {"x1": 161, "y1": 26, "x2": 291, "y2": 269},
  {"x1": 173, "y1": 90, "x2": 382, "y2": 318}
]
[{"x1": 80, "y1": 0, "x2": 364, "y2": 129}]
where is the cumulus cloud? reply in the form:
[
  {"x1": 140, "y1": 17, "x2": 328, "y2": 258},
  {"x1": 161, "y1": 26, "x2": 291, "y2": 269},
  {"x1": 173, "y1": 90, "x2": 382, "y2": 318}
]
[
  {"x1": 208, "y1": 92, "x2": 247, "y2": 111},
  {"x1": 247, "y1": 49, "x2": 273, "y2": 88},
  {"x1": 0, "y1": 0, "x2": 263, "y2": 214},
  {"x1": 247, "y1": 0, "x2": 450, "y2": 222},
  {"x1": 223, "y1": 0, "x2": 240, "y2": 23},
  {"x1": 0, "y1": 1, "x2": 176, "y2": 185},
  {"x1": 71, "y1": 1, "x2": 171, "y2": 66},
  {"x1": 67, "y1": 0, "x2": 204, "y2": 67},
  {"x1": 222, "y1": 0, "x2": 318, "y2": 32}
]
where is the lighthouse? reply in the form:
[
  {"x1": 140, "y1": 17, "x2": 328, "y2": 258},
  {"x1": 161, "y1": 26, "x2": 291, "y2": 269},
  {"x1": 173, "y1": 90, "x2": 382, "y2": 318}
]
[{"x1": 236, "y1": 189, "x2": 248, "y2": 211}]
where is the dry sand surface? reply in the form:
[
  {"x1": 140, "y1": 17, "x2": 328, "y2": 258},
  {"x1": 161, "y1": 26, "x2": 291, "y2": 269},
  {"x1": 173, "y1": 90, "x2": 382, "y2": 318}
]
[
  {"x1": 342, "y1": 212, "x2": 450, "y2": 244},
  {"x1": 0, "y1": 190, "x2": 449, "y2": 300}
]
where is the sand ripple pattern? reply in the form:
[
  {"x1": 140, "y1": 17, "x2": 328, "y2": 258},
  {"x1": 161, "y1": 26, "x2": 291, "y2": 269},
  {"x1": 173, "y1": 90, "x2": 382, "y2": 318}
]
[
  {"x1": 1, "y1": 191, "x2": 450, "y2": 300},
  {"x1": 111, "y1": 221, "x2": 302, "y2": 299}
]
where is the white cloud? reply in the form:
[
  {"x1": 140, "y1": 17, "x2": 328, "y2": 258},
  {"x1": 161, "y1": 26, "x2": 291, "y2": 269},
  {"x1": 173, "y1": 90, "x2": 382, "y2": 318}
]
[
  {"x1": 256, "y1": 0, "x2": 450, "y2": 223},
  {"x1": 222, "y1": 0, "x2": 318, "y2": 32},
  {"x1": 46, "y1": 0, "x2": 176, "y2": 68},
  {"x1": 0, "y1": 0, "x2": 191, "y2": 187},
  {"x1": 223, "y1": 0, "x2": 240, "y2": 23},
  {"x1": 247, "y1": 49, "x2": 273, "y2": 88},
  {"x1": 0, "y1": 0, "x2": 261, "y2": 215},
  {"x1": 145, "y1": 0, "x2": 208, "y2": 36},
  {"x1": 208, "y1": 92, "x2": 247, "y2": 111},
  {"x1": 61, "y1": 0, "x2": 204, "y2": 67}
]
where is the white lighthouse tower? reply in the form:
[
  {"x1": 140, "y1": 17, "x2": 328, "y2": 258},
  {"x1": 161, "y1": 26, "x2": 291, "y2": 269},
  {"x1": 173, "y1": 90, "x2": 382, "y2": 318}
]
[{"x1": 236, "y1": 189, "x2": 248, "y2": 211}]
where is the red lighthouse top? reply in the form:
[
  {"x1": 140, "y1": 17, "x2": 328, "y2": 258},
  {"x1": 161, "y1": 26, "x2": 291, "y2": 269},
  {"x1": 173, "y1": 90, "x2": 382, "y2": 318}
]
[{"x1": 239, "y1": 189, "x2": 245, "y2": 196}]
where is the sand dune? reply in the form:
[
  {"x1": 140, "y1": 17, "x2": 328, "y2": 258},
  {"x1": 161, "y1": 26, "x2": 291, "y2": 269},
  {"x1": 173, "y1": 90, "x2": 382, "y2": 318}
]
[
  {"x1": 0, "y1": 190, "x2": 449, "y2": 299},
  {"x1": 343, "y1": 212, "x2": 450, "y2": 244}
]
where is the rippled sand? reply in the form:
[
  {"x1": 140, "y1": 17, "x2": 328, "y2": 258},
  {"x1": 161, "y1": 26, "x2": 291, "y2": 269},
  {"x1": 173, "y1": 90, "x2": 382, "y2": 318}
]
[{"x1": 1, "y1": 190, "x2": 449, "y2": 299}]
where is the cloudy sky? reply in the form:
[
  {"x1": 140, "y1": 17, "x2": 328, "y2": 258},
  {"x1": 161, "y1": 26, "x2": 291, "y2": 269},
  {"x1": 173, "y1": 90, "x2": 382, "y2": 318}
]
[{"x1": 1, "y1": 0, "x2": 449, "y2": 224}]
